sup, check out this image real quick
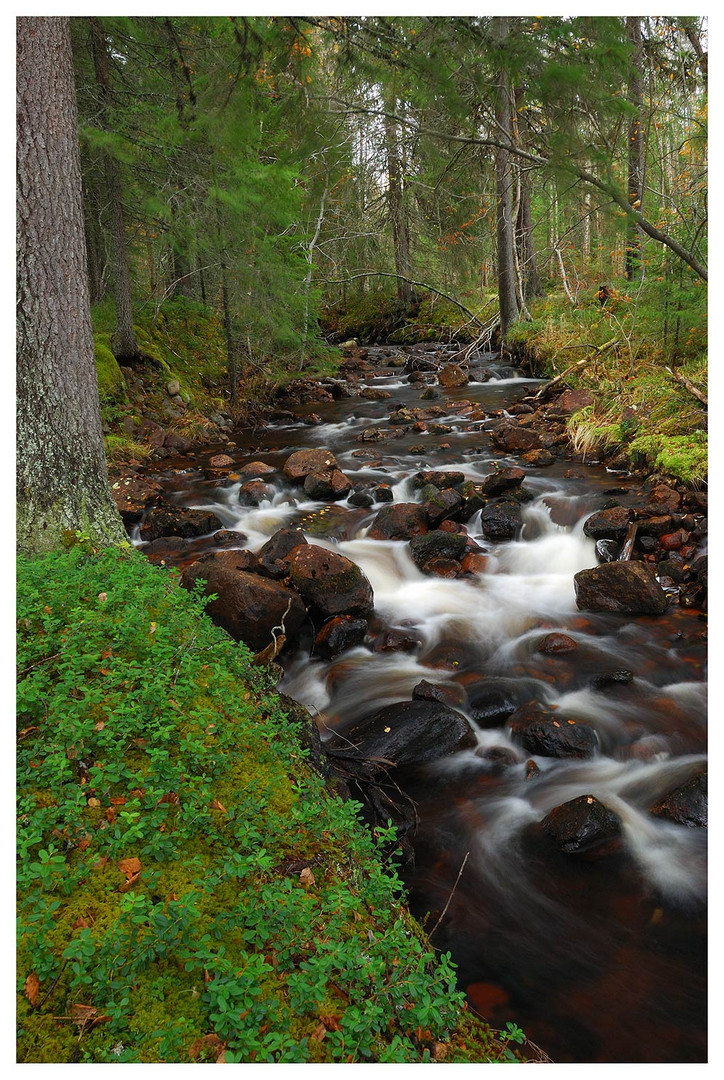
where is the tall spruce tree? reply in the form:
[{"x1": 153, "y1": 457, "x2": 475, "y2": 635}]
[{"x1": 17, "y1": 16, "x2": 125, "y2": 553}]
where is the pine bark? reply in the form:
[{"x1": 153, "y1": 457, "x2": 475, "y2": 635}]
[
  {"x1": 17, "y1": 16, "x2": 126, "y2": 553},
  {"x1": 493, "y1": 18, "x2": 520, "y2": 338}
]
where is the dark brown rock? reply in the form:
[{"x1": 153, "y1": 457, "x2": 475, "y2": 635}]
[
  {"x1": 303, "y1": 469, "x2": 352, "y2": 501},
  {"x1": 548, "y1": 389, "x2": 594, "y2": 416},
  {"x1": 180, "y1": 555, "x2": 306, "y2": 652},
  {"x1": 574, "y1": 561, "x2": 667, "y2": 615},
  {"x1": 372, "y1": 627, "x2": 422, "y2": 653},
  {"x1": 410, "y1": 529, "x2": 468, "y2": 571},
  {"x1": 411, "y1": 470, "x2": 466, "y2": 491},
  {"x1": 480, "y1": 501, "x2": 522, "y2": 541},
  {"x1": 582, "y1": 506, "x2": 634, "y2": 541},
  {"x1": 238, "y1": 480, "x2": 276, "y2": 506},
  {"x1": 541, "y1": 795, "x2": 622, "y2": 855},
  {"x1": 537, "y1": 632, "x2": 578, "y2": 655},
  {"x1": 258, "y1": 528, "x2": 308, "y2": 578},
  {"x1": 412, "y1": 679, "x2": 465, "y2": 707},
  {"x1": 213, "y1": 530, "x2": 248, "y2": 548},
  {"x1": 139, "y1": 505, "x2": 224, "y2": 542},
  {"x1": 509, "y1": 702, "x2": 598, "y2": 759},
  {"x1": 438, "y1": 364, "x2": 468, "y2": 388},
  {"x1": 236, "y1": 460, "x2": 277, "y2": 482},
  {"x1": 367, "y1": 502, "x2": 429, "y2": 541},
  {"x1": 490, "y1": 422, "x2": 542, "y2": 454},
  {"x1": 420, "y1": 486, "x2": 465, "y2": 527},
  {"x1": 208, "y1": 453, "x2": 235, "y2": 469},
  {"x1": 110, "y1": 474, "x2": 163, "y2": 523},
  {"x1": 480, "y1": 466, "x2": 526, "y2": 496},
  {"x1": 324, "y1": 699, "x2": 477, "y2": 772},
  {"x1": 283, "y1": 448, "x2": 341, "y2": 484},
  {"x1": 646, "y1": 483, "x2": 681, "y2": 515},
  {"x1": 287, "y1": 545, "x2": 374, "y2": 618},
  {"x1": 314, "y1": 615, "x2": 368, "y2": 660},
  {"x1": 651, "y1": 771, "x2": 707, "y2": 828}
]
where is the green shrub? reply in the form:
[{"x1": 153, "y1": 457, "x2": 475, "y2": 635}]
[{"x1": 17, "y1": 545, "x2": 507, "y2": 1064}]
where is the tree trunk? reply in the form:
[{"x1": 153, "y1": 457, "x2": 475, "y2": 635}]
[
  {"x1": 513, "y1": 87, "x2": 542, "y2": 301},
  {"x1": 625, "y1": 16, "x2": 645, "y2": 281},
  {"x1": 89, "y1": 18, "x2": 139, "y2": 360},
  {"x1": 17, "y1": 16, "x2": 125, "y2": 553},
  {"x1": 493, "y1": 18, "x2": 520, "y2": 338},
  {"x1": 384, "y1": 94, "x2": 413, "y2": 307}
]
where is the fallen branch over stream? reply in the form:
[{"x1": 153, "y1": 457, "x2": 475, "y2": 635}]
[
  {"x1": 533, "y1": 338, "x2": 620, "y2": 400},
  {"x1": 320, "y1": 269, "x2": 488, "y2": 329}
]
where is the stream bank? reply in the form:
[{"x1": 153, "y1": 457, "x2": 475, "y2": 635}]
[{"x1": 114, "y1": 340, "x2": 707, "y2": 1063}]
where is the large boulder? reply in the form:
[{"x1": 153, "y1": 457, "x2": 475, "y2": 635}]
[
  {"x1": 490, "y1": 422, "x2": 542, "y2": 454},
  {"x1": 287, "y1": 545, "x2": 374, "y2": 618},
  {"x1": 111, "y1": 474, "x2": 163, "y2": 524},
  {"x1": 582, "y1": 506, "x2": 634, "y2": 541},
  {"x1": 438, "y1": 364, "x2": 469, "y2": 388},
  {"x1": 324, "y1": 699, "x2": 477, "y2": 772},
  {"x1": 651, "y1": 771, "x2": 707, "y2": 828},
  {"x1": 409, "y1": 530, "x2": 467, "y2": 574},
  {"x1": 180, "y1": 552, "x2": 306, "y2": 652},
  {"x1": 367, "y1": 502, "x2": 429, "y2": 541},
  {"x1": 479, "y1": 500, "x2": 522, "y2": 541},
  {"x1": 139, "y1": 505, "x2": 224, "y2": 542},
  {"x1": 509, "y1": 702, "x2": 598, "y2": 759},
  {"x1": 574, "y1": 561, "x2": 667, "y2": 615},
  {"x1": 480, "y1": 466, "x2": 525, "y2": 497},
  {"x1": 283, "y1": 448, "x2": 341, "y2": 484},
  {"x1": 419, "y1": 486, "x2": 465, "y2": 527},
  {"x1": 548, "y1": 389, "x2": 594, "y2": 416},
  {"x1": 303, "y1": 469, "x2": 352, "y2": 501},
  {"x1": 411, "y1": 469, "x2": 466, "y2": 490},
  {"x1": 541, "y1": 795, "x2": 623, "y2": 856}
]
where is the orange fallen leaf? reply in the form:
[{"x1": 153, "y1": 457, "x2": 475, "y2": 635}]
[
  {"x1": 320, "y1": 1014, "x2": 341, "y2": 1032},
  {"x1": 71, "y1": 1004, "x2": 97, "y2": 1027},
  {"x1": 210, "y1": 798, "x2": 228, "y2": 814},
  {"x1": 24, "y1": 972, "x2": 40, "y2": 1007},
  {"x1": 73, "y1": 916, "x2": 90, "y2": 930},
  {"x1": 109, "y1": 796, "x2": 126, "y2": 806},
  {"x1": 310, "y1": 1023, "x2": 327, "y2": 1042},
  {"x1": 94, "y1": 722, "x2": 105, "y2": 731},
  {"x1": 158, "y1": 792, "x2": 179, "y2": 805},
  {"x1": 119, "y1": 871, "x2": 142, "y2": 893},
  {"x1": 87, "y1": 798, "x2": 101, "y2": 809},
  {"x1": 118, "y1": 857, "x2": 142, "y2": 879},
  {"x1": 299, "y1": 867, "x2": 315, "y2": 887},
  {"x1": 76, "y1": 836, "x2": 92, "y2": 852}
]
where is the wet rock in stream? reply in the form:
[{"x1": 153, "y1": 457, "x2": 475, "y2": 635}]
[
  {"x1": 574, "y1": 561, "x2": 668, "y2": 615},
  {"x1": 650, "y1": 771, "x2": 707, "y2": 828},
  {"x1": 180, "y1": 550, "x2": 306, "y2": 652},
  {"x1": 287, "y1": 545, "x2": 374, "y2": 618},
  {"x1": 367, "y1": 502, "x2": 430, "y2": 540},
  {"x1": 139, "y1": 504, "x2": 224, "y2": 542},
  {"x1": 539, "y1": 795, "x2": 623, "y2": 857},
  {"x1": 509, "y1": 702, "x2": 599, "y2": 759}
]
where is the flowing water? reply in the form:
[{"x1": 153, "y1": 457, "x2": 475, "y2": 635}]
[{"x1": 134, "y1": 345, "x2": 707, "y2": 1063}]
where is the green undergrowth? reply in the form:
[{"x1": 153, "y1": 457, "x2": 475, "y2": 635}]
[
  {"x1": 17, "y1": 542, "x2": 515, "y2": 1064},
  {"x1": 507, "y1": 281, "x2": 707, "y2": 485},
  {"x1": 322, "y1": 291, "x2": 486, "y2": 344},
  {"x1": 92, "y1": 296, "x2": 341, "y2": 451}
]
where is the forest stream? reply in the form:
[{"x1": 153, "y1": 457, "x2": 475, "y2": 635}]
[{"x1": 128, "y1": 344, "x2": 707, "y2": 1064}]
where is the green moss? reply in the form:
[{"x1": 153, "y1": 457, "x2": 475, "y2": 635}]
[{"x1": 93, "y1": 338, "x2": 127, "y2": 404}]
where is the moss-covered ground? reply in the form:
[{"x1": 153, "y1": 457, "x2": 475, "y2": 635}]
[{"x1": 17, "y1": 541, "x2": 523, "y2": 1064}]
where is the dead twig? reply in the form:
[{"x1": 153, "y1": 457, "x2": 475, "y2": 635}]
[
  {"x1": 665, "y1": 366, "x2": 707, "y2": 408},
  {"x1": 427, "y1": 851, "x2": 469, "y2": 941}
]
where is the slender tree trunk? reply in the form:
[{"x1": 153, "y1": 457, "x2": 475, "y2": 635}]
[
  {"x1": 89, "y1": 18, "x2": 139, "y2": 360},
  {"x1": 384, "y1": 93, "x2": 413, "y2": 306},
  {"x1": 83, "y1": 170, "x2": 106, "y2": 304},
  {"x1": 513, "y1": 87, "x2": 542, "y2": 301},
  {"x1": 17, "y1": 16, "x2": 125, "y2": 553},
  {"x1": 220, "y1": 264, "x2": 237, "y2": 407},
  {"x1": 625, "y1": 16, "x2": 645, "y2": 281},
  {"x1": 493, "y1": 17, "x2": 520, "y2": 338}
]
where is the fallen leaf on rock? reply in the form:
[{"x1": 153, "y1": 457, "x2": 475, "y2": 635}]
[{"x1": 24, "y1": 972, "x2": 40, "y2": 1007}]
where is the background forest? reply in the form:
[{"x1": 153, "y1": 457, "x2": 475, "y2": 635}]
[{"x1": 76, "y1": 14, "x2": 707, "y2": 479}]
